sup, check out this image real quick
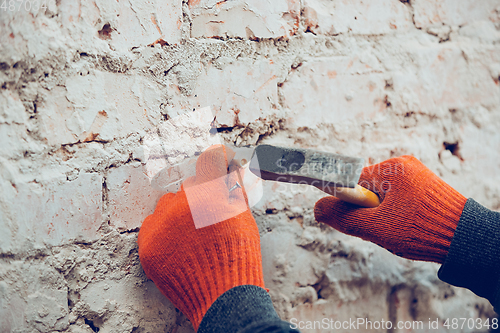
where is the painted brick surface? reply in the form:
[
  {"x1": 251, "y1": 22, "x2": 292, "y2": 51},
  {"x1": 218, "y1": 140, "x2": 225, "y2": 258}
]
[
  {"x1": 107, "y1": 164, "x2": 165, "y2": 231},
  {"x1": 192, "y1": 59, "x2": 280, "y2": 126},
  {"x1": 1, "y1": 0, "x2": 500, "y2": 332},
  {"x1": 0, "y1": 4, "x2": 61, "y2": 61},
  {"x1": 57, "y1": 0, "x2": 183, "y2": 51},
  {"x1": 0, "y1": 173, "x2": 102, "y2": 254},
  {"x1": 39, "y1": 71, "x2": 163, "y2": 145},
  {"x1": 391, "y1": 46, "x2": 500, "y2": 113},
  {"x1": 413, "y1": 0, "x2": 499, "y2": 28},
  {"x1": 303, "y1": 0, "x2": 412, "y2": 35},
  {"x1": 190, "y1": 0, "x2": 300, "y2": 39},
  {"x1": 162, "y1": 58, "x2": 282, "y2": 127},
  {"x1": 0, "y1": 261, "x2": 69, "y2": 333},
  {"x1": 280, "y1": 58, "x2": 387, "y2": 128}
]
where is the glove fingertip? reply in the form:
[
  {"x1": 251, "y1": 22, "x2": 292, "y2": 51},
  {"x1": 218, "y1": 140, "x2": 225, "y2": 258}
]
[
  {"x1": 196, "y1": 145, "x2": 233, "y2": 183},
  {"x1": 156, "y1": 192, "x2": 176, "y2": 210}
]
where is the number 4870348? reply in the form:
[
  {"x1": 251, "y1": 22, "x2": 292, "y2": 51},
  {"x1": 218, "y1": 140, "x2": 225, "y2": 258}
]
[
  {"x1": 1, "y1": 0, "x2": 55, "y2": 12},
  {"x1": 443, "y1": 318, "x2": 498, "y2": 330}
]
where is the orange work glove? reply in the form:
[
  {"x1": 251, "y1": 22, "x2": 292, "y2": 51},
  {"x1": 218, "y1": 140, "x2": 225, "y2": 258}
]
[
  {"x1": 314, "y1": 155, "x2": 467, "y2": 264},
  {"x1": 138, "y1": 145, "x2": 265, "y2": 331}
]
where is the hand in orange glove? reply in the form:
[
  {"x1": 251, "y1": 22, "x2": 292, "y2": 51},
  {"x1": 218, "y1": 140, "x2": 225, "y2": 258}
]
[
  {"x1": 138, "y1": 145, "x2": 265, "y2": 331},
  {"x1": 314, "y1": 155, "x2": 467, "y2": 264}
]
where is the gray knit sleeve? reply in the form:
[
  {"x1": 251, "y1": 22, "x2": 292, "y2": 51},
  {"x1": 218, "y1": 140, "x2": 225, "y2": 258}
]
[
  {"x1": 438, "y1": 198, "x2": 500, "y2": 313},
  {"x1": 198, "y1": 285, "x2": 300, "y2": 333}
]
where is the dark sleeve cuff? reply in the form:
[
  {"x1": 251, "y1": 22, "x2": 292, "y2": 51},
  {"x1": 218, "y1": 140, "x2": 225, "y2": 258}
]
[
  {"x1": 198, "y1": 285, "x2": 300, "y2": 333},
  {"x1": 438, "y1": 198, "x2": 500, "y2": 312}
]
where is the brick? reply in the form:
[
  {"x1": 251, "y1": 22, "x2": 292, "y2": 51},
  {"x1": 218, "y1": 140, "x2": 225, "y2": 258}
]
[
  {"x1": 456, "y1": 117, "x2": 500, "y2": 205},
  {"x1": 303, "y1": 0, "x2": 412, "y2": 35},
  {"x1": 0, "y1": 90, "x2": 27, "y2": 124},
  {"x1": 0, "y1": 5, "x2": 60, "y2": 61},
  {"x1": 107, "y1": 164, "x2": 165, "y2": 231},
  {"x1": 413, "y1": 0, "x2": 499, "y2": 29},
  {"x1": 80, "y1": 279, "x2": 177, "y2": 331},
  {"x1": 57, "y1": 0, "x2": 103, "y2": 51},
  {"x1": 58, "y1": 0, "x2": 182, "y2": 51},
  {"x1": 280, "y1": 58, "x2": 387, "y2": 128},
  {"x1": 0, "y1": 261, "x2": 69, "y2": 333},
  {"x1": 0, "y1": 0, "x2": 182, "y2": 58},
  {"x1": 168, "y1": 59, "x2": 279, "y2": 127},
  {"x1": 190, "y1": 0, "x2": 299, "y2": 39},
  {"x1": 0, "y1": 173, "x2": 102, "y2": 254},
  {"x1": 26, "y1": 291, "x2": 69, "y2": 332},
  {"x1": 0, "y1": 124, "x2": 31, "y2": 159},
  {"x1": 143, "y1": 107, "x2": 223, "y2": 193},
  {"x1": 0, "y1": 11, "x2": 25, "y2": 60},
  {"x1": 39, "y1": 71, "x2": 162, "y2": 146},
  {"x1": 156, "y1": 107, "x2": 222, "y2": 165},
  {"x1": 261, "y1": 224, "x2": 325, "y2": 290},
  {"x1": 0, "y1": 281, "x2": 26, "y2": 333},
  {"x1": 38, "y1": 86, "x2": 80, "y2": 146},
  {"x1": 110, "y1": 0, "x2": 182, "y2": 50},
  {"x1": 65, "y1": 71, "x2": 162, "y2": 141},
  {"x1": 459, "y1": 21, "x2": 500, "y2": 42},
  {"x1": 391, "y1": 46, "x2": 499, "y2": 113}
]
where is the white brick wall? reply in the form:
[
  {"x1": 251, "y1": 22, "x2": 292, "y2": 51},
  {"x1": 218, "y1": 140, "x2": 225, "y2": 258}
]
[
  {"x1": 0, "y1": 172, "x2": 102, "y2": 254},
  {"x1": 190, "y1": 0, "x2": 299, "y2": 39},
  {"x1": 1, "y1": 0, "x2": 499, "y2": 331},
  {"x1": 280, "y1": 58, "x2": 387, "y2": 128},
  {"x1": 107, "y1": 164, "x2": 164, "y2": 231},
  {"x1": 191, "y1": 59, "x2": 280, "y2": 126},
  {"x1": 391, "y1": 45, "x2": 499, "y2": 113},
  {"x1": 413, "y1": 0, "x2": 499, "y2": 28},
  {"x1": 303, "y1": 0, "x2": 412, "y2": 35},
  {"x1": 38, "y1": 72, "x2": 164, "y2": 145}
]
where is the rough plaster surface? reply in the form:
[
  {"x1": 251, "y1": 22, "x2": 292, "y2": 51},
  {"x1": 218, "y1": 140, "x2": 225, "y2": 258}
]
[{"x1": 1, "y1": 0, "x2": 500, "y2": 332}]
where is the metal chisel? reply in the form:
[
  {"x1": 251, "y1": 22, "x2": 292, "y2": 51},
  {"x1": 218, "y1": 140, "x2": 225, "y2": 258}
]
[{"x1": 150, "y1": 144, "x2": 380, "y2": 208}]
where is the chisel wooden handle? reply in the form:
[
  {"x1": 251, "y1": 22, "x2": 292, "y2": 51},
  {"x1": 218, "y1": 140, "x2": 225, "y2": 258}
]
[{"x1": 319, "y1": 184, "x2": 380, "y2": 208}]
